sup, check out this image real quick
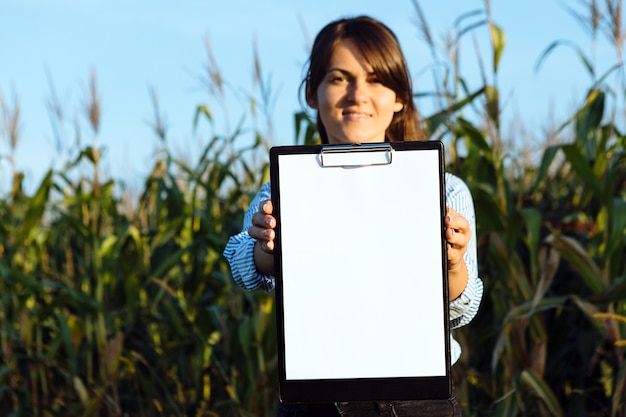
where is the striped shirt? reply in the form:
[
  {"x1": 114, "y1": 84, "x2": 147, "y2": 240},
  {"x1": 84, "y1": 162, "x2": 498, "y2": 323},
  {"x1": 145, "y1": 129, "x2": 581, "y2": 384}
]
[{"x1": 223, "y1": 173, "x2": 483, "y2": 364}]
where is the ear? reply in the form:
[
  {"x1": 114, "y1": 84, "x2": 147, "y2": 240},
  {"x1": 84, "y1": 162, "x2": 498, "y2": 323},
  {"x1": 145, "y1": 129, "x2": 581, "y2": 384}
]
[
  {"x1": 306, "y1": 80, "x2": 318, "y2": 109},
  {"x1": 393, "y1": 100, "x2": 404, "y2": 113}
]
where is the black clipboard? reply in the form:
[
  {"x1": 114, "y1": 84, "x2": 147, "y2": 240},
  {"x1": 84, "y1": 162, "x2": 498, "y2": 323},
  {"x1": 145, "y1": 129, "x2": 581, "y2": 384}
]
[{"x1": 269, "y1": 141, "x2": 451, "y2": 403}]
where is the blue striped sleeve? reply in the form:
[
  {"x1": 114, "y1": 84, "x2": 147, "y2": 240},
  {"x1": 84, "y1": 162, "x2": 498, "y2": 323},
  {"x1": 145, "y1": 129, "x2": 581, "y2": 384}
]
[
  {"x1": 223, "y1": 182, "x2": 275, "y2": 292},
  {"x1": 445, "y1": 173, "x2": 483, "y2": 330}
]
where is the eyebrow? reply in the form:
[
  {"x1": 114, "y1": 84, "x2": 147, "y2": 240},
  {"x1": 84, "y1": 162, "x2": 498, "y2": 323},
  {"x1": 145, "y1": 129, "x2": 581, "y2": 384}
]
[{"x1": 325, "y1": 67, "x2": 377, "y2": 77}]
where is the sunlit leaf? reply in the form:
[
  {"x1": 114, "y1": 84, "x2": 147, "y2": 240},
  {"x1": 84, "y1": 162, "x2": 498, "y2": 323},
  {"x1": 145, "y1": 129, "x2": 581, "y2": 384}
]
[
  {"x1": 194, "y1": 104, "x2": 213, "y2": 129},
  {"x1": 12, "y1": 169, "x2": 52, "y2": 246},
  {"x1": 489, "y1": 22, "x2": 506, "y2": 72}
]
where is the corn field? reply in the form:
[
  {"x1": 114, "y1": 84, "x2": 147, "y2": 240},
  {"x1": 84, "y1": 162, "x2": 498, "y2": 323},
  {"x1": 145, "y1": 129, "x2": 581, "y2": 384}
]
[{"x1": 0, "y1": 1, "x2": 625, "y2": 416}]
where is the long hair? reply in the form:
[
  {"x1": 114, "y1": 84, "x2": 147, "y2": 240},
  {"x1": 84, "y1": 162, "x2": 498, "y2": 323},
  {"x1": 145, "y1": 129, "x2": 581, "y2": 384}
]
[{"x1": 302, "y1": 15, "x2": 426, "y2": 143}]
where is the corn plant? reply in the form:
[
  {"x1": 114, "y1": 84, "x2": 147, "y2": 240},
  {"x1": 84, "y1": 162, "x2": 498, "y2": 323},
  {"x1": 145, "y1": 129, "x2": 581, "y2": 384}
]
[
  {"x1": 413, "y1": 0, "x2": 626, "y2": 415},
  {"x1": 0, "y1": 53, "x2": 279, "y2": 416}
]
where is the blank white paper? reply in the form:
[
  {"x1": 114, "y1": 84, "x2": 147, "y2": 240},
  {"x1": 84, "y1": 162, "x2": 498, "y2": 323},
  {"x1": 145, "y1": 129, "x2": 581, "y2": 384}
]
[{"x1": 277, "y1": 148, "x2": 447, "y2": 380}]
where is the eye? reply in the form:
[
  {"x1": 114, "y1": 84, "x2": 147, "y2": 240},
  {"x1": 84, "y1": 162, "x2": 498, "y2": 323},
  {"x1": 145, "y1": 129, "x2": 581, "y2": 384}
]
[{"x1": 325, "y1": 70, "x2": 350, "y2": 84}]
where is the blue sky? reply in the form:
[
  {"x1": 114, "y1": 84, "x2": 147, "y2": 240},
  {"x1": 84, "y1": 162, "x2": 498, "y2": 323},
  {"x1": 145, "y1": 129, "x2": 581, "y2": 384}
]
[{"x1": 1, "y1": 0, "x2": 619, "y2": 193}]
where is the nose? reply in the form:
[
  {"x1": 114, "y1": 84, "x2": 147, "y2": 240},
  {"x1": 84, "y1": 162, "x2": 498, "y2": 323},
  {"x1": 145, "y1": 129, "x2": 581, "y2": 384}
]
[{"x1": 347, "y1": 79, "x2": 368, "y2": 103}]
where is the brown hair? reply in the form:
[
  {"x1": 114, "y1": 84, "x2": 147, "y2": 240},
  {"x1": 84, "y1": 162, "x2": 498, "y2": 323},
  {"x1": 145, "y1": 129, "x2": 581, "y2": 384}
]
[{"x1": 303, "y1": 15, "x2": 426, "y2": 143}]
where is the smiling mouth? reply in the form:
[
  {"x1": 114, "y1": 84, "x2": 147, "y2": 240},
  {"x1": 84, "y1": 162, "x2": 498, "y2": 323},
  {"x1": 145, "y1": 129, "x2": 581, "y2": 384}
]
[{"x1": 342, "y1": 111, "x2": 371, "y2": 119}]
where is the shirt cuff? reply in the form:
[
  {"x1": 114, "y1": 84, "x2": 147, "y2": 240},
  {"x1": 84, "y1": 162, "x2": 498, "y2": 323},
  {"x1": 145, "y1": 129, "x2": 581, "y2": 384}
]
[
  {"x1": 449, "y1": 272, "x2": 483, "y2": 329},
  {"x1": 225, "y1": 233, "x2": 275, "y2": 292}
]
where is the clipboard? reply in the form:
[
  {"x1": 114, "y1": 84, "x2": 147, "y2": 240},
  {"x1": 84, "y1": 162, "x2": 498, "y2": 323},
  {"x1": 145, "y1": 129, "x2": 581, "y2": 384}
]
[{"x1": 269, "y1": 141, "x2": 451, "y2": 403}]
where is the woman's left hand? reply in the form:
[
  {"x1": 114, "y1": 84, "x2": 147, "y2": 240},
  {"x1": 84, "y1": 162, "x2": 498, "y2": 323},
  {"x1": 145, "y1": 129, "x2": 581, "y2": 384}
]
[{"x1": 445, "y1": 206, "x2": 471, "y2": 272}]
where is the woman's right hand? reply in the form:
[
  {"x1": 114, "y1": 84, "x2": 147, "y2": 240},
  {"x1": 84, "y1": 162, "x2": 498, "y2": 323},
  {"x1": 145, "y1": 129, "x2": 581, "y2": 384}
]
[{"x1": 248, "y1": 199, "x2": 276, "y2": 274}]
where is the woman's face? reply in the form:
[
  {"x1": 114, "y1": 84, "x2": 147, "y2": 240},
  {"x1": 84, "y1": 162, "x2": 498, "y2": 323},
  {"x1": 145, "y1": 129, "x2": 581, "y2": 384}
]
[{"x1": 309, "y1": 39, "x2": 404, "y2": 145}]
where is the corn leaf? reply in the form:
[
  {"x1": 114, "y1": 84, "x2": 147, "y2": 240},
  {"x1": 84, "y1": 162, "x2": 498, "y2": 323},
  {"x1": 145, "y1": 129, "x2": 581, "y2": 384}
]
[{"x1": 520, "y1": 369, "x2": 563, "y2": 416}]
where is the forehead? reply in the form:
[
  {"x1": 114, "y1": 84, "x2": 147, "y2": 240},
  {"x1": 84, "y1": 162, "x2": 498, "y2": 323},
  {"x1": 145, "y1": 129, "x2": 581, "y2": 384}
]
[{"x1": 327, "y1": 39, "x2": 373, "y2": 73}]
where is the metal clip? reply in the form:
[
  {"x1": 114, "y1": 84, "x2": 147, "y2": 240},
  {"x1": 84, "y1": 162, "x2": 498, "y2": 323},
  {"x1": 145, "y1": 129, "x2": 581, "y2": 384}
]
[{"x1": 319, "y1": 143, "x2": 393, "y2": 168}]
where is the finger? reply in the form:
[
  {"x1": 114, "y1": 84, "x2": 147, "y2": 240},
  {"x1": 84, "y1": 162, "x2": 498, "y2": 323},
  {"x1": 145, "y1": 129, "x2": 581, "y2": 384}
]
[
  {"x1": 445, "y1": 208, "x2": 470, "y2": 235},
  {"x1": 258, "y1": 199, "x2": 273, "y2": 215},
  {"x1": 248, "y1": 224, "x2": 275, "y2": 241},
  {"x1": 446, "y1": 245, "x2": 461, "y2": 269},
  {"x1": 258, "y1": 239, "x2": 275, "y2": 254},
  {"x1": 444, "y1": 207, "x2": 458, "y2": 231},
  {"x1": 446, "y1": 235, "x2": 462, "y2": 251},
  {"x1": 252, "y1": 209, "x2": 275, "y2": 229},
  {"x1": 446, "y1": 226, "x2": 470, "y2": 249}
]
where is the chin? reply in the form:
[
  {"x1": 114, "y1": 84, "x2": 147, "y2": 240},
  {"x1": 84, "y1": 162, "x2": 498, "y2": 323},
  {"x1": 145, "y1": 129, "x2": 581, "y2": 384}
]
[{"x1": 329, "y1": 136, "x2": 380, "y2": 145}]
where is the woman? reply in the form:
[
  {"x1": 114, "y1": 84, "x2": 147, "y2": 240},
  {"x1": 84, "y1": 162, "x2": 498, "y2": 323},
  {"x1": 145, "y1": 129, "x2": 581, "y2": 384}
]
[{"x1": 224, "y1": 15, "x2": 483, "y2": 417}]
